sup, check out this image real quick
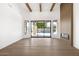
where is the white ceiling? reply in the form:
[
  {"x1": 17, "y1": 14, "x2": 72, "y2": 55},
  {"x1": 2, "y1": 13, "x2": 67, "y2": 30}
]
[
  {"x1": 7, "y1": 3, "x2": 60, "y2": 13},
  {"x1": 42, "y1": 3, "x2": 52, "y2": 12},
  {"x1": 28, "y1": 3, "x2": 53, "y2": 12},
  {"x1": 29, "y1": 3, "x2": 39, "y2": 12}
]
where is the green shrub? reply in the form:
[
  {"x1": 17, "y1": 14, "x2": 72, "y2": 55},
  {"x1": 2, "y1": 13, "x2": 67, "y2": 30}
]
[{"x1": 36, "y1": 21, "x2": 46, "y2": 28}]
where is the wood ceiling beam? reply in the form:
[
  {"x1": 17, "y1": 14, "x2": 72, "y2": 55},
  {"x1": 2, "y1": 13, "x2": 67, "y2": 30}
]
[
  {"x1": 50, "y1": 3, "x2": 56, "y2": 12},
  {"x1": 39, "y1": 3, "x2": 42, "y2": 12},
  {"x1": 26, "y1": 3, "x2": 32, "y2": 12}
]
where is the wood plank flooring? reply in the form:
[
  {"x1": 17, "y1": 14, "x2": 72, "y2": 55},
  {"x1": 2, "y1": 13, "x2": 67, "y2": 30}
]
[{"x1": 0, "y1": 38, "x2": 79, "y2": 56}]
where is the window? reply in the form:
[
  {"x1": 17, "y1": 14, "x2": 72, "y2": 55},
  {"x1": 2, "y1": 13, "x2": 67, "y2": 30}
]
[
  {"x1": 53, "y1": 20, "x2": 57, "y2": 34},
  {"x1": 24, "y1": 20, "x2": 29, "y2": 35}
]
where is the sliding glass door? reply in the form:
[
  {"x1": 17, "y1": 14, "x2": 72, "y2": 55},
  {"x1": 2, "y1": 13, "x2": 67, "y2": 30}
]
[{"x1": 31, "y1": 20, "x2": 51, "y2": 38}]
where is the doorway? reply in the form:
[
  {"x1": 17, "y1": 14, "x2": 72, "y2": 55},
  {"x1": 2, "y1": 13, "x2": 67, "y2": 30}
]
[{"x1": 31, "y1": 20, "x2": 51, "y2": 38}]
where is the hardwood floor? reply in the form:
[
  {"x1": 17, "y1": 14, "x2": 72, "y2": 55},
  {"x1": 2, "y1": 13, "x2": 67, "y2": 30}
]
[{"x1": 0, "y1": 38, "x2": 79, "y2": 56}]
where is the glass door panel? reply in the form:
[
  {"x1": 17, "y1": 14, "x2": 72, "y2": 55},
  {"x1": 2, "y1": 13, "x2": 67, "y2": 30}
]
[
  {"x1": 44, "y1": 21, "x2": 51, "y2": 37},
  {"x1": 31, "y1": 20, "x2": 51, "y2": 38},
  {"x1": 31, "y1": 21, "x2": 37, "y2": 37},
  {"x1": 37, "y1": 21, "x2": 44, "y2": 37}
]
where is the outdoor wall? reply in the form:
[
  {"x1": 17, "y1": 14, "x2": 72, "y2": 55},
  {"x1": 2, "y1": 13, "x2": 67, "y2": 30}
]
[{"x1": 0, "y1": 4, "x2": 24, "y2": 49}]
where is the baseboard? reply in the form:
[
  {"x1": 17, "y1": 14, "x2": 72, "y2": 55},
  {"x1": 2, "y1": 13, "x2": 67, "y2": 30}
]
[{"x1": 73, "y1": 43, "x2": 79, "y2": 49}]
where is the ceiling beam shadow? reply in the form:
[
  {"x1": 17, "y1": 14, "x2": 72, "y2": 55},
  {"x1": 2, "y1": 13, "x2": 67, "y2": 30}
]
[
  {"x1": 26, "y1": 3, "x2": 32, "y2": 12},
  {"x1": 50, "y1": 3, "x2": 56, "y2": 12}
]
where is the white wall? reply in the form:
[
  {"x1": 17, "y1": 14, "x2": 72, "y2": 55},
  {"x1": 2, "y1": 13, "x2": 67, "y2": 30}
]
[
  {"x1": 73, "y1": 3, "x2": 79, "y2": 49},
  {"x1": 27, "y1": 12, "x2": 53, "y2": 20},
  {"x1": 51, "y1": 3, "x2": 60, "y2": 38},
  {"x1": 0, "y1": 4, "x2": 24, "y2": 49}
]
